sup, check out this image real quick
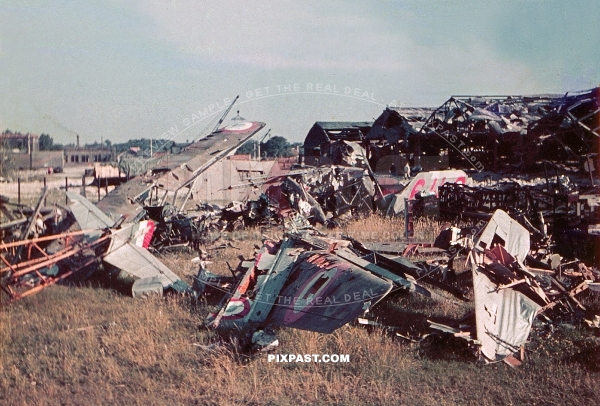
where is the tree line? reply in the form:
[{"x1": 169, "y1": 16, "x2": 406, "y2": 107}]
[
  {"x1": 32, "y1": 132, "x2": 301, "y2": 158},
  {"x1": 235, "y1": 136, "x2": 302, "y2": 158}
]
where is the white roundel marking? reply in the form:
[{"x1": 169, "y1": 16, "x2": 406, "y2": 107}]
[{"x1": 223, "y1": 122, "x2": 253, "y2": 132}]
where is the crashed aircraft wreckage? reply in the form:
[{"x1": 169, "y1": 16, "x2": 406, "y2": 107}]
[
  {"x1": 195, "y1": 210, "x2": 599, "y2": 363},
  {"x1": 2, "y1": 88, "x2": 599, "y2": 368},
  {"x1": 0, "y1": 189, "x2": 85, "y2": 302},
  {"x1": 430, "y1": 209, "x2": 599, "y2": 363},
  {"x1": 470, "y1": 211, "x2": 547, "y2": 361},
  {"x1": 457, "y1": 210, "x2": 546, "y2": 363},
  {"x1": 67, "y1": 192, "x2": 188, "y2": 297},
  {"x1": 197, "y1": 220, "x2": 437, "y2": 352},
  {"x1": 67, "y1": 118, "x2": 266, "y2": 294},
  {"x1": 1, "y1": 117, "x2": 266, "y2": 301}
]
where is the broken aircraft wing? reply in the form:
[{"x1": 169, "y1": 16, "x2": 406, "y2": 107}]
[
  {"x1": 268, "y1": 251, "x2": 393, "y2": 333},
  {"x1": 67, "y1": 193, "x2": 187, "y2": 295},
  {"x1": 96, "y1": 121, "x2": 266, "y2": 220},
  {"x1": 67, "y1": 191, "x2": 115, "y2": 231},
  {"x1": 103, "y1": 241, "x2": 185, "y2": 293}
]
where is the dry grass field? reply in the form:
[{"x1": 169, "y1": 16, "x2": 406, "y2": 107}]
[{"x1": 1, "y1": 215, "x2": 600, "y2": 405}]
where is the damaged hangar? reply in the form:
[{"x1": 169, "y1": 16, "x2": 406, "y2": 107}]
[{"x1": 305, "y1": 88, "x2": 599, "y2": 175}]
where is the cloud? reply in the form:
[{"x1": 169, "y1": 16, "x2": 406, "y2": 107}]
[
  {"x1": 2, "y1": 0, "x2": 596, "y2": 145},
  {"x1": 138, "y1": 0, "x2": 541, "y2": 93},
  {"x1": 139, "y1": 1, "x2": 416, "y2": 72}
]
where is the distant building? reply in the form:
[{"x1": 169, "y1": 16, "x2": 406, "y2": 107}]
[
  {"x1": 300, "y1": 111, "x2": 449, "y2": 173},
  {"x1": 11, "y1": 151, "x2": 65, "y2": 171},
  {"x1": 1, "y1": 131, "x2": 116, "y2": 169},
  {"x1": 0, "y1": 132, "x2": 39, "y2": 152},
  {"x1": 1, "y1": 132, "x2": 64, "y2": 171},
  {"x1": 64, "y1": 146, "x2": 116, "y2": 165}
]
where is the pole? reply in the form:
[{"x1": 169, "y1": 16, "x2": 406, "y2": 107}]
[
  {"x1": 43, "y1": 177, "x2": 47, "y2": 206},
  {"x1": 65, "y1": 177, "x2": 68, "y2": 205},
  {"x1": 28, "y1": 134, "x2": 32, "y2": 170},
  {"x1": 17, "y1": 177, "x2": 21, "y2": 207},
  {"x1": 587, "y1": 154, "x2": 595, "y2": 186},
  {"x1": 404, "y1": 198, "x2": 414, "y2": 239}
]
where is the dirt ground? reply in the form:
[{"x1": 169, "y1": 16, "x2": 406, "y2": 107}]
[{"x1": 1, "y1": 166, "x2": 115, "y2": 203}]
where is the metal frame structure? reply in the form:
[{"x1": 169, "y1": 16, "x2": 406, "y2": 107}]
[{"x1": 0, "y1": 230, "x2": 110, "y2": 303}]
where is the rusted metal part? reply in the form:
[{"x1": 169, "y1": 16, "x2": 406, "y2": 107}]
[
  {"x1": 0, "y1": 229, "x2": 100, "y2": 250},
  {"x1": 11, "y1": 188, "x2": 48, "y2": 263},
  {"x1": 1, "y1": 230, "x2": 110, "y2": 303}
]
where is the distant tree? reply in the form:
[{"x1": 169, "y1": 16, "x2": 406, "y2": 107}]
[
  {"x1": 105, "y1": 139, "x2": 112, "y2": 147},
  {"x1": 235, "y1": 140, "x2": 255, "y2": 155},
  {"x1": 261, "y1": 136, "x2": 292, "y2": 157},
  {"x1": 39, "y1": 133, "x2": 54, "y2": 150}
]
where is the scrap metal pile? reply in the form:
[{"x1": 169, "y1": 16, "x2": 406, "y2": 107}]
[
  {"x1": 142, "y1": 195, "x2": 279, "y2": 251},
  {"x1": 0, "y1": 191, "x2": 189, "y2": 303},
  {"x1": 438, "y1": 176, "x2": 600, "y2": 266},
  {"x1": 3, "y1": 188, "x2": 598, "y2": 365},
  {"x1": 195, "y1": 210, "x2": 600, "y2": 364},
  {"x1": 0, "y1": 190, "x2": 67, "y2": 243},
  {"x1": 135, "y1": 164, "x2": 380, "y2": 252},
  {"x1": 0, "y1": 190, "x2": 89, "y2": 301},
  {"x1": 433, "y1": 211, "x2": 600, "y2": 362},
  {"x1": 277, "y1": 166, "x2": 377, "y2": 224}
]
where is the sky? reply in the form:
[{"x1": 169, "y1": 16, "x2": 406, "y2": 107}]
[{"x1": 1, "y1": 0, "x2": 599, "y2": 145}]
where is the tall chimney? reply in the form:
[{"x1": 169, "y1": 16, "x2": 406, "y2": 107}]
[{"x1": 76, "y1": 135, "x2": 80, "y2": 147}]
